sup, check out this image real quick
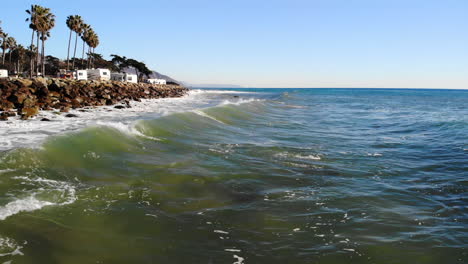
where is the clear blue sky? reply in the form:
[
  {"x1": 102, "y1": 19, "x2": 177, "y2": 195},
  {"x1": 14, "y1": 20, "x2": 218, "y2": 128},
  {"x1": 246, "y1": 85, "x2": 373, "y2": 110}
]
[{"x1": 2, "y1": 0, "x2": 467, "y2": 88}]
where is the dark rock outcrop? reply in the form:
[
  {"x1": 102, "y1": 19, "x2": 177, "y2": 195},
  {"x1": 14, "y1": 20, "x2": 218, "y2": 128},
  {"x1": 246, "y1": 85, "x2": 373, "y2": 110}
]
[{"x1": 0, "y1": 78, "x2": 188, "y2": 120}]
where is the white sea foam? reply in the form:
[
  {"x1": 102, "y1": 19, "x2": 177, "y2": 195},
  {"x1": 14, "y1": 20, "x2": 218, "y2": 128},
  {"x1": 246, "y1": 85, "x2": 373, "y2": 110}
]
[
  {"x1": 0, "y1": 195, "x2": 54, "y2": 221},
  {"x1": 225, "y1": 249, "x2": 241, "y2": 252},
  {"x1": 214, "y1": 230, "x2": 229, "y2": 234},
  {"x1": 0, "y1": 176, "x2": 78, "y2": 221},
  {"x1": 233, "y1": 254, "x2": 245, "y2": 264},
  {"x1": 220, "y1": 98, "x2": 262, "y2": 106},
  {"x1": 192, "y1": 110, "x2": 226, "y2": 124},
  {"x1": 189, "y1": 89, "x2": 257, "y2": 95},
  {"x1": 275, "y1": 152, "x2": 322, "y2": 161},
  {"x1": 0, "y1": 237, "x2": 24, "y2": 257}
]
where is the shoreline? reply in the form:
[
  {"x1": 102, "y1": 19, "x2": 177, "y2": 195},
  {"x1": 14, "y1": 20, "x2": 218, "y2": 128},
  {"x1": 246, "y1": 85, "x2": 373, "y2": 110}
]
[{"x1": 0, "y1": 78, "x2": 188, "y2": 121}]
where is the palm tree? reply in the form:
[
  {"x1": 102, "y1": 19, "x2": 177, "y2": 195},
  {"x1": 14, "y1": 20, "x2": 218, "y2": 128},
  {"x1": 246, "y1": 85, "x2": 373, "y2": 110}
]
[
  {"x1": 12, "y1": 44, "x2": 26, "y2": 74},
  {"x1": 36, "y1": 7, "x2": 55, "y2": 76},
  {"x1": 86, "y1": 31, "x2": 99, "y2": 68},
  {"x1": 25, "y1": 5, "x2": 40, "y2": 77},
  {"x1": 6, "y1": 37, "x2": 17, "y2": 69},
  {"x1": 71, "y1": 15, "x2": 83, "y2": 70},
  {"x1": 80, "y1": 23, "x2": 91, "y2": 68},
  {"x1": 66, "y1": 15, "x2": 74, "y2": 70},
  {"x1": 1, "y1": 33, "x2": 8, "y2": 65}
]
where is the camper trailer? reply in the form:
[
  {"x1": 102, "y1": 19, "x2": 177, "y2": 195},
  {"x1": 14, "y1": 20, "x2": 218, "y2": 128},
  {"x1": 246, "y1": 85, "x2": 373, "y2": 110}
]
[
  {"x1": 146, "y1": 79, "x2": 166, "y2": 85},
  {"x1": 73, "y1": 70, "x2": 88, "y2": 80},
  {"x1": 87, "y1": 68, "x2": 110, "y2": 81},
  {"x1": 111, "y1": 72, "x2": 137, "y2": 83},
  {"x1": 0, "y1": 69, "x2": 8, "y2": 78}
]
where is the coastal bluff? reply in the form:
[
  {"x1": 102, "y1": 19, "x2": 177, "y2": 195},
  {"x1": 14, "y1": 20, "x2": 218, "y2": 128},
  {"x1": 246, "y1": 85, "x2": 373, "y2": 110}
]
[{"x1": 0, "y1": 78, "x2": 188, "y2": 120}]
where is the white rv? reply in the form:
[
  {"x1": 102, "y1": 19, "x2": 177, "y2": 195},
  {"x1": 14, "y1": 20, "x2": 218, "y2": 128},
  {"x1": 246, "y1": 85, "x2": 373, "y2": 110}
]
[
  {"x1": 111, "y1": 72, "x2": 138, "y2": 83},
  {"x1": 87, "y1": 68, "x2": 110, "y2": 81},
  {"x1": 146, "y1": 79, "x2": 166, "y2": 85},
  {"x1": 73, "y1": 70, "x2": 88, "y2": 80},
  {"x1": 0, "y1": 69, "x2": 8, "y2": 78}
]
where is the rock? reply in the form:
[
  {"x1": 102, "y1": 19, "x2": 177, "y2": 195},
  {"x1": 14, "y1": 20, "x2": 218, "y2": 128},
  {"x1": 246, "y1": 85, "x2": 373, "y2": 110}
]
[
  {"x1": 0, "y1": 78, "x2": 188, "y2": 121},
  {"x1": 65, "y1": 114, "x2": 78, "y2": 118},
  {"x1": 41, "y1": 118, "x2": 51, "y2": 121},
  {"x1": 15, "y1": 79, "x2": 33, "y2": 87},
  {"x1": 34, "y1": 77, "x2": 48, "y2": 87},
  {"x1": 20, "y1": 106, "x2": 39, "y2": 120}
]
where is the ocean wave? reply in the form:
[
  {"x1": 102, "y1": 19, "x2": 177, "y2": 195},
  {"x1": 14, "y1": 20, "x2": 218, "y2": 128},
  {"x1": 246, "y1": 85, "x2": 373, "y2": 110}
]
[
  {"x1": 0, "y1": 89, "x2": 265, "y2": 151},
  {"x1": 0, "y1": 176, "x2": 77, "y2": 221},
  {"x1": 95, "y1": 121, "x2": 161, "y2": 141}
]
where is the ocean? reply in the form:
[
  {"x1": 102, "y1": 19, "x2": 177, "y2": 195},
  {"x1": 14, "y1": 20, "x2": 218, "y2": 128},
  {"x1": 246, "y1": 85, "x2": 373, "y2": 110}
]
[{"x1": 0, "y1": 88, "x2": 467, "y2": 263}]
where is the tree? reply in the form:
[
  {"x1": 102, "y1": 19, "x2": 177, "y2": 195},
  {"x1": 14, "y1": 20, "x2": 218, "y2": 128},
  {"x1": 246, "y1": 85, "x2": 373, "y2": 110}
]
[
  {"x1": 86, "y1": 30, "x2": 99, "y2": 68},
  {"x1": 110, "y1": 54, "x2": 128, "y2": 72},
  {"x1": 65, "y1": 15, "x2": 74, "y2": 70},
  {"x1": 44, "y1": 55, "x2": 60, "y2": 76},
  {"x1": 0, "y1": 32, "x2": 7, "y2": 65},
  {"x1": 35, "y1": 6, "x2": 55, "y2": 76},
  {"x1": 6, "y1": 37, "x2": 17, "y2": 69},
  {"x1": 80, "y1": 23, "x2": 91, "y2": 68},
  {"x1": 71, "y1": 15, "x2": 83, "y2": 70},
  {"x1": 26, "y1": 5, "x2": 41, "y2": 77},
  {"x1": 11, "y1": 44, "x2": 27, "y2": 74},
  {"x1": 0, "y1": 20, "x2": 4, "y2": 66}
]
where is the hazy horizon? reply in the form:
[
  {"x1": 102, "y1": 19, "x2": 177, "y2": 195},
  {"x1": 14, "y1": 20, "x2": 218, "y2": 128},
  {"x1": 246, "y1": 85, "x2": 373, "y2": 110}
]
[{"x1": 3, "y1": 0, "x2": 467, "y2": 89}]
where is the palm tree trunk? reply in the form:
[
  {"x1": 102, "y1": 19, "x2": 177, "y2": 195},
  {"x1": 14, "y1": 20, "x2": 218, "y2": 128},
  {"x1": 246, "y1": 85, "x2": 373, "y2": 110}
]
[
  {"x1": 66, "y1": 30, "x2": 72, "y2": 70},
  {"x1": 30, "y1": 29, "x2": 35, "y2": 78},
  {"x1": 72, "y1": 32, "x2": 78, "y2": 70},
  {"x1": 81, "y1": 40, "x2": 85, "y2": 69},
  {"x1": 86, "y1": 46, "x2": 90, "y2": 69},
  {"x1": 9, "y1": 50, "x2": 12, "y2": 71},
  {"x1": 36, "y1": 31, "x2": 40, "y2": 77},
  {"x1": 42, "y1": 35, "x2": 45, "y2": 76}
]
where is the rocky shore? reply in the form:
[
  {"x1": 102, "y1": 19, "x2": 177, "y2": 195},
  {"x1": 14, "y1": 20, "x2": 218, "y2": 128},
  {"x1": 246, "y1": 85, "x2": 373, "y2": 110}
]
[{"x1": 0, "y1": 78, "x2": 188, "y2": 120}]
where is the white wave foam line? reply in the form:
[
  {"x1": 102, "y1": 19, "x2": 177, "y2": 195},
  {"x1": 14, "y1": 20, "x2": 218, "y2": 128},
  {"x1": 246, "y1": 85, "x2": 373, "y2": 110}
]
[
  {"x1": 0, "y1": 237, "x2": 24, "y2": 257},
  {"x1": 294, "y1": 154, "x2": 321, "y2": 160},
  {"x1": 0, "y1": 169, "x2": 15, "y2": 174},
  {"x1": 95, "y1": 121, "x2": 161, "y2": 141},
  {"x1": 0, "y1": 176, "x2": 78, "y2": 221},
  {"x1": 274, "y1": 152, "x2": 321, "y2": 161},
  {"x1": 220, "y1": 98, "x2": 263, "y2": 106},
  {"x1": 0, "y1": 195, "x2": 54, "y2": 221},
  {"x1": 192, "y1": 110, "x2": 226, "y2": 124},
  {"x1": 189, "y1": 89, "x2": 257, "y2": 95}
]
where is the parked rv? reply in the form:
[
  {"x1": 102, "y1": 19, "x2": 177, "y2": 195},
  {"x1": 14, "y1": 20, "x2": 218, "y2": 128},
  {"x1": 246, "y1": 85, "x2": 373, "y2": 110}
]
[
  {"x1": 146, "y1": 79, "x2": 166, "y2": 85},
  {"x1": 0, "y1": 69, "x2": 8, "y2": 78},
  {"x1": 111, "y1": 72, "x2": 138, "y2": 83},
  {"x1": 87, "y1": 68, "x2": 111, "y2": 81},
  {"x1": 73, "y1": 70, "x2": 88, "y2": 80}
]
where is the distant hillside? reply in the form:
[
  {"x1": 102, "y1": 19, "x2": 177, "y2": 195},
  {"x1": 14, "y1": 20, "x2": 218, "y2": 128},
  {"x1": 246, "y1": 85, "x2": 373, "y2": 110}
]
[{"x1": 122, "y1": 67, "x2": 179, "y2": 84}]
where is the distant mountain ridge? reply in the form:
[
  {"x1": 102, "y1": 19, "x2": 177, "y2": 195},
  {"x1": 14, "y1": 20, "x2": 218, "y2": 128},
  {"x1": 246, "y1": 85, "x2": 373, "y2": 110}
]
[{"x1": 121, "y1": 67, "x2": 179, "y2": 83}]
